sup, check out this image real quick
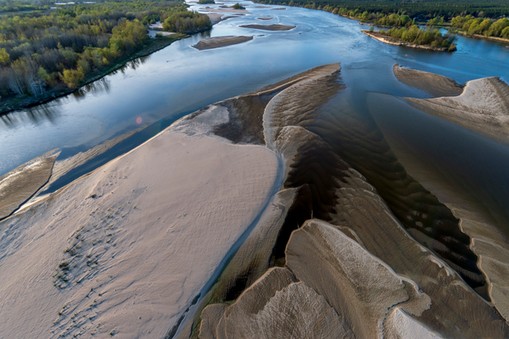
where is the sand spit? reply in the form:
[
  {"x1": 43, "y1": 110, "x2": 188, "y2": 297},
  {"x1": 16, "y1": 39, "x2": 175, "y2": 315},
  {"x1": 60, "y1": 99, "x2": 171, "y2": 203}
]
[
  {"x1": 192, "y1": 36, "x2": 253, "y2": 50},
  {"x1": 240, "y1": 24, "x2": 295, "y2": 31},
  {"x1": 0, "y1": 107, "x2": 279, "y2": 337},
  {"x1": 364, "y1": 31, "x2": 453, "y2": 52},
  {"x1": 0, "y1": 151, "x2": 58, "y2": 220},
  {"x1": 257, "y1": 16, "x2": 272, "y2": 20},
  {"x1": 393, "y1": 64, "x2": 464, "y2": 97},
  {"x1": 407, "y1": 77, "x2": 509, "y2": 143}
]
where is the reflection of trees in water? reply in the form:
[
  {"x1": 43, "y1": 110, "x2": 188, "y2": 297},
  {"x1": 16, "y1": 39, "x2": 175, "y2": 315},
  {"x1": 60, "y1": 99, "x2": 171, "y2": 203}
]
[
  {"x1": 73, "y1": 77, "x2": 111, "y2": 100},
  {"x1": 0, "y1": 102, "x2": 61, "y2": 129}
]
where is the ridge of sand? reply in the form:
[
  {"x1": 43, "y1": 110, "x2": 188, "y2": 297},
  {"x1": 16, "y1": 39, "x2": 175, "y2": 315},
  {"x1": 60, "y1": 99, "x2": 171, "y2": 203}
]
[{"x1": 407, "y1": 77, "x2": 509, "y2": 143}]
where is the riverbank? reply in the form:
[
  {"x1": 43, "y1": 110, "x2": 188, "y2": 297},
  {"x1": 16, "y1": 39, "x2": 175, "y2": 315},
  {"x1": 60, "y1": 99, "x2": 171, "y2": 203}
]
[
  {"x1": 363, "y1": 30, "x2": 454, "y2": 52},
  {"x1": 455, "y1": 30, "x2": 509, "y2": 45},
  {"x1": 0, "y1": 34, "x2": 185, "y2": 116}
]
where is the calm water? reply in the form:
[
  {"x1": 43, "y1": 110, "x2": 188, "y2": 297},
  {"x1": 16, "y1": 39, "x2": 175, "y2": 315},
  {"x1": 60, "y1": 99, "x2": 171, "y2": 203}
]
[
  {"x1": 2, "y1": 2, "x2": 509, "y2": 228},
  {"x1": 1, "y1": 2, "x2": 508, "y2": 175}
]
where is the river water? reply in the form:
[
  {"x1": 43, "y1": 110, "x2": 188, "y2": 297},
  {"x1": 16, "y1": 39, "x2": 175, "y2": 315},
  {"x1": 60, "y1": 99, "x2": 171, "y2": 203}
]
[{"x1": 1, "y1": 2, "x2": 509, "y2": 230}]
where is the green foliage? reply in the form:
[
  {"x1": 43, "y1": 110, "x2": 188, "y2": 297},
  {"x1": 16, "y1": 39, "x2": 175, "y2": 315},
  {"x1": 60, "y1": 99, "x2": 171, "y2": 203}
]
[
  {"x1": 61, "y1": 67, "x2": 84, "y2": 89},
  {"x1": 0, "y1": 47, "x2": 9, "y2": 65},
  {"x1": 451, "y1": 15, "x2": 509, "y2": 39},
  {"x1": 198, "y1": 0, "x2": 215, "y2": 4},
  {"x1": 232, "y1": 3, "x2": 245, "y2": 10},
  {"x1": 0, "y1": 0, "x2": 187, "y2": 101},
  {"x1": 382, "y1": 25, "x2": 456, "y2": 50},
  {"x1": 162, "y1": 10, "x2": 211, "y2": 34},
  {"x1": 257, "y1": 0, "x2": 509, "y2": 20}
]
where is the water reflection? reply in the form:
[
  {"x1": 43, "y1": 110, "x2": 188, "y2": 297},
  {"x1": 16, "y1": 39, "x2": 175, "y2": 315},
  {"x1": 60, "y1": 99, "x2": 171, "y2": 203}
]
[
  {"x1": 0, "y1": 103, "x2": 61, "y2": 129},
  {"x1": 73, "y1": 77, "x2": 111, "y2": 100}
]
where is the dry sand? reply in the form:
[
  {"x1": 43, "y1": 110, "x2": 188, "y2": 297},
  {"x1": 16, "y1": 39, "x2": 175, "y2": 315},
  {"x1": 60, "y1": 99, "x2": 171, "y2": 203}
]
[
  {"x1": 407, "y1": 77, "x2": 509, "y2": 143},
  {"x1": 193, "y1": 36, "x2": 253, "y2": 50},
  {"x1": 393, "y1": 64, "x2": 464, "y2": 97},
  {"x1": 240, "y1": 24, "x2": 295, "y2": 31},
  {"x1": 0, "y1": 107, "x2": 279, "y2": 337}
]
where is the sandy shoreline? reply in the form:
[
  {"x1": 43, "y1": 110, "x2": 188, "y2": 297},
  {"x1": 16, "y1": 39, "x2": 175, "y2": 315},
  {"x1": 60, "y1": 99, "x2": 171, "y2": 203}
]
[{"x1": 193, "y1": 35, "x2": 253, "y2": 50}]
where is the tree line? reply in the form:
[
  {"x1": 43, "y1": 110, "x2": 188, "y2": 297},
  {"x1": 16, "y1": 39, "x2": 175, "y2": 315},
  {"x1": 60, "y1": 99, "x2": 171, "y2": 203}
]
[
  {"x1": 451, "y1": 15, "x2": 509, "y2": 39},
  {"x1": 257, "y1": 0, "x2": 509, "y2": 20},
  {"x1": 0, "y1": 0, "x2": 211, "y2": 109}
]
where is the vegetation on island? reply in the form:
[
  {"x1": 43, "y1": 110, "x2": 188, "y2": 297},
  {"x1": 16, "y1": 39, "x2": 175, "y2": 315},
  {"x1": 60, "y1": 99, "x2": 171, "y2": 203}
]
[
  {"x1": 0, "y1": 0, "x2": 211, "y2": 114},
  {"x1": 256, "y1": 0, "x2": 509, "y2": 48},
  {"x1": 198, "y1": 0, "x2": 215, "y2": 4},
  {"x1": 376, "y1": 25, "x2": 456, "y2": 51},
  {"x1": 163, "y1": 10, "x2": 212, "y2": 33},
  {"x1": 232, "y1": 3, "x2": 246, "y2": 10}
]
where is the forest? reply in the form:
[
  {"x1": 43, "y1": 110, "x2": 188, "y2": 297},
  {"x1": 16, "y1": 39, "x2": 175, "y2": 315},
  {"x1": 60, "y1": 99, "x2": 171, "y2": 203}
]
[
  {"x1": 0, "y1": 0, "x2": 211, "y2": 113},
  {"x1": 256, "y1": 0, "x2": 507, "y2": 50},
  {"x1": 257, "y1": 0, "x2": 509, "y2": 20}
]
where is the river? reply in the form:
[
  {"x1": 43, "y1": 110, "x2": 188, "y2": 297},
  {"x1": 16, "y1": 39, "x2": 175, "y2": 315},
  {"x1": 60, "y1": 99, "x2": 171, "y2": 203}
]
[{"x1": 1, "y1": 2, "x2": 509, "y2": 228}]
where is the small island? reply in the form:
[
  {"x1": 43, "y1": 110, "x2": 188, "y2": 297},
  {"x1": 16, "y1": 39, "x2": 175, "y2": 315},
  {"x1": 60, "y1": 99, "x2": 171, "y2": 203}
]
[
  {"x1": 240, "y1": 24, "x2": 295, "y2": 31},
  {"x1": 198, "y1": 0, "x2": 215, "y2": 4},
  {"x1": 192, "y1": 35, "x2": 253, "y2": 50},
  {"x1": 363, "y1": 27, "x2": 456, "y2": 52},
  {"x1": 231, "y1": 3, "x2": 245, "y2": 10}
]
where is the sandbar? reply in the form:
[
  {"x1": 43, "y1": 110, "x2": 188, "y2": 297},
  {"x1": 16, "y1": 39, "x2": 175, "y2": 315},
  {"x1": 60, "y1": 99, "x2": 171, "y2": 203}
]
[
  {"x1": 240, "y1": 24, "x2": 295, "y2": 31},
  {"x1": 393, "y1": 64, "x2": 463, "y2": 97},
  {"x1": 193, "y1": 35, "x2": 253, "y2": 50}
]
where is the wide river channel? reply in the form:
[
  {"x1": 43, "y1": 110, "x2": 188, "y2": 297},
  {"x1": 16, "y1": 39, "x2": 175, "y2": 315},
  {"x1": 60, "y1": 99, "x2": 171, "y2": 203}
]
[{"x1": 1, "y1": 1, "x2": 509, "y2": 230}]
